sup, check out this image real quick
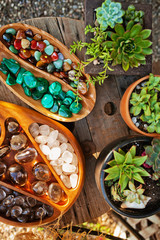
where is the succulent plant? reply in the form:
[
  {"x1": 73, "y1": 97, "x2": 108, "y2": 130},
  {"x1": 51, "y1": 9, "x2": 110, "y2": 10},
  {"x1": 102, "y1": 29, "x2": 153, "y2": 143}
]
[
  {"x1": 145, "y1": 138, "x2": 160, "y2": 173},
  {"x1": 104, "y1": 21, "x2": 152, "y2": 71},
  {"x1": 96, "y1": 0, "x2": 125, "y2": 31},
  {"x1": 111, "y1": 182, "x2": 125, "y2": 201},
  {"x1": 130, "y1": 74, "x2": 160, "y2": 133},
  {"x1": 124, "y1": 5, "x2": 144, "y2": 26},
  {"x1": 104, "y1": 145, "x2": 150, "y2": 192}
]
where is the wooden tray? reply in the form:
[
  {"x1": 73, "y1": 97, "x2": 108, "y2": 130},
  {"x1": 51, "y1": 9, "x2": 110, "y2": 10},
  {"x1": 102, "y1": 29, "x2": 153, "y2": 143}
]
[
  {"x1": 84, "y1": 0, "x2": 152, "y2": 75},
  {"x1": 0, "y1": 23, "x2": 96, "y2": 122},
  {"x1": 0, "y1": 101, "x2": 85, "y2": 227}
]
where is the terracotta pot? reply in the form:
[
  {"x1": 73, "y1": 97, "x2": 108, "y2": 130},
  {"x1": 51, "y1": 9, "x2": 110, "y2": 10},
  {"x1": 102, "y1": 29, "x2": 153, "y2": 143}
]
[
  {"x1": 95, "y1": 136, "x2": 160, "y2": 218},
  {"x1": 120, "y1": 75, "x2": 160, "y2": 137}
]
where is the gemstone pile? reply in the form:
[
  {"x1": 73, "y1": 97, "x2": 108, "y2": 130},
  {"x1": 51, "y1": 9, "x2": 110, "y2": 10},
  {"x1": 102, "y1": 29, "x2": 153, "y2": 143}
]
[
  {"x1": 0, "y1": 184, "x2": 54, "y2": 223},
  {"x1": 0, "y1": 58, "x2": 82, "y2": 118},
  {"x1": 2, "y1": 27, "x2": 88, "y2": 95},
  {"x1": 29, "y1": 123, "x2": 79, "y2": 189}
]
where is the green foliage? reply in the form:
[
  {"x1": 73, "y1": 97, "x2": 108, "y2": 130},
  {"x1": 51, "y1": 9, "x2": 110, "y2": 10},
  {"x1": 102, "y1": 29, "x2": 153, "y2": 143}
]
[
  {"x1": 123, "y1": 181, "x2": 146, "y2": 204},
  {"x1": 124, "y1": 5, "x2": 144, "y2": 26},
  {"x1": 96, "y1": 0, "x2": 125, "y2": 31},
  {"x1": 104, "y1": 145, "x2": 150, "y2": 192},
  {"x1": 106, "y1": 22, "x2": 152, "y2": 71},
  {"x1": 145, "y1": 138, "x2": 160, "y2": 174},
  {"x1": 111, "y1": 182, "x2": 125, "y2": 201},
  {"x1": 130, "y1": 74, "x2": 160, "y2": 133}
]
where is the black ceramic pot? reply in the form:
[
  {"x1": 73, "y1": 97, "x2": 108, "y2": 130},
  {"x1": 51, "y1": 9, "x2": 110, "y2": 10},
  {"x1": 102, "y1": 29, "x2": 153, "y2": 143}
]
[{"x1": 95, "y1": 135, "x2": 160, "y2": 218}]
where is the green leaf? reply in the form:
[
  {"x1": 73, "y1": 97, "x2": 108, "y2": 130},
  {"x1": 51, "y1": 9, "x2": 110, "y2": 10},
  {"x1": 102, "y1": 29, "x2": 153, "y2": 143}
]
[
  {"x1": 115, "y1": 24, "x2": 125, "y2": 36},
  {"x1": 147, "y1": 124, "x2": 155, "y2": 133},
  {"x1": 130, "y1": 24, "x2": 142, "y2": 37},
  {"x1": 105, "y1": 166, "x2": 120, "y2": 180},
  {"x1": 119, "y1": 173, "x2": 129, "y2": 192},
  {"x1": 129, "y1": 145, "x2": 136, "y2": 158},
  {"x1": 125, "y1": 152, "x2": 133, "y2": 164},
  {"x1": 113, "y1": 151, "x2": 125, "y2": 164},
  {"x1": 111, "y1": 33, "x2": 119, "y2": 41},
  {"x1": 126, "y1": 20, "x2": 134, "y2": 31},
  {"x1": 118, "y1": 148, "x2": 126, "y2": 156},
  {"x1": 140, "y1": 29, "x2": 152, "y2": 39},
  {"x1": 122, "y1": 60, "x2": 129, "y2": 72},
  {"x1": 141, "y1": 48, "x2": 153, "y2": 55},
  {"x1": 132, "y1": 156, "x2": 147, "y2": 166},
  {"x1": 132, "y1": 105, "x2": 141, "y2": 116},
  {"x1": 145, "y1": 145, "x2": 153, "y2": 156},
  {"x1": 138, "y1": 40, "x2": 152, "y2": 48},
  {"x1": 107, "y1": 159, "x2": 117, "y2": 167},
  {"x1": 102, "y1": 41, "x2": 113, "y2": 48},
  {"x1": 129, "y1": 181, "x2": 136, "y2": 191},
  {"x1": 134, "y1": 53, "x2": 146, "y2": 61},
  {"x1": 133, "y1": 172, "x2": 144, "y2": 184}
]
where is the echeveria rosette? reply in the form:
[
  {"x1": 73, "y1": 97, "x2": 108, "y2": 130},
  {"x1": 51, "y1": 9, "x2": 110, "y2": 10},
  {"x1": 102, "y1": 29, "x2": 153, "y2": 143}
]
[
  {"x1": 96, "y1": 0, "x2": 125, "y2": 31},
  {"x1": 104, "y1": 145, "x2": 150, "y2": 192},
  {"x1": 104, "y1": 21, "x2": 152, "y2": 71}
]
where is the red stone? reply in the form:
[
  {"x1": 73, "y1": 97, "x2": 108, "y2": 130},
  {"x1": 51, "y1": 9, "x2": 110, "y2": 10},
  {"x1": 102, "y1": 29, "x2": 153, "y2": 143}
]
[
  {"x1": 51, "y1": 52, "x2": 58, "y2": 61},
  {"x1": 37, "y1": 41, "x2": 46, "y2": 52},
  {"x1": 19, "y1": 53, "x2": 27, "y2": 59},
  {"x1": 40, "y1": 54, "x2": 52, "y2": 64},
  {"x1": 14, "y1": 39, "x2": 22, "y2": 50},
  {"x1": 16, "y1": 29, "x2": 26, "y2": 39},
  {"x1": 19, "y1": 49, "x2": 31, "y2": 59},
  {"x1": 36, "y1": 60, "x2": 47, "y2": 70},
  {"x1": 31, "y1": 40, "x2": 37, "y2": 50}
]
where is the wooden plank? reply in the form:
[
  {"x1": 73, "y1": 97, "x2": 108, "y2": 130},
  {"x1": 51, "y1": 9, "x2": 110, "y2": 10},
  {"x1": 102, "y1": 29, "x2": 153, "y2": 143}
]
[
  {"x1": 84, "y1": 0, "x2": 152, "y2": 75},
  {"x1": 139, "y1": 224, "x2": 159, "y2": 238}
]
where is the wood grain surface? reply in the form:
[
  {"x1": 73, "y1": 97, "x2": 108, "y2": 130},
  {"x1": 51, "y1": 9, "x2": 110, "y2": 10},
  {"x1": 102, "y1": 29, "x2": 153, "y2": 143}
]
[{"x1": 0, "y1": 17, "x2": 136, "y2": 226}]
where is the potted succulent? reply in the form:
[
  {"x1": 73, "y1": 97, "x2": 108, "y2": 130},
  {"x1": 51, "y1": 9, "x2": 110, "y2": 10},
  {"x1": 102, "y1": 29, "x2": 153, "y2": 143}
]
[
  {"x1": 95, "y1": 136, "x2": 160, "y2": 218},
  {"x1": 120, "y1": 74, "x2": 160, "y2": 137}
]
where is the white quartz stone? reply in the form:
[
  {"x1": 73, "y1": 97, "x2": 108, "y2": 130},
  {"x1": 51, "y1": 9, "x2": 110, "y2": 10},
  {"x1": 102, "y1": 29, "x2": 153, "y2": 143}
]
[
  {"x1": 49, "y1": 147, "x2": 61, "y2": 161},
  {"x1": 60, "y1": 143, "x2": 68, "y2": 154},
  {"x1": 62, "y1": 163, "x2": 76, "y2": 174},
  {"x1": 39, "y1": 124, "x2": 50, "y2": 136},
  {"x1": 62, "y1": 151, "x2": 73, "y2": 164},
  {"x1": 66, "y1": 143, "x2": 74, "y2": 153},
  {"x1": 60, "y1": 174, "x2": 71, "y2": 188},
  {"x1": 58, "y1": 133, "x2": 68, "y2": 143},
  {"x1": 35, "y1": 135, "x2": 48, "y2": 144},
  {"x1": 70, "y1": 173, "x2": 78, "y2": 188},
  {"x1": 40, "y1": 144, "x2": 50, "y2": 156}
]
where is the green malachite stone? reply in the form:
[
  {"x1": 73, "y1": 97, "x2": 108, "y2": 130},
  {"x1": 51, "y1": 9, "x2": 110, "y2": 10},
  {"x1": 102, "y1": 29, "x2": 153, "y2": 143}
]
[
  {"x1": 6, "y1": 28, "x2": 16, "y2": 35},
  {"x1": 32, "y1": 89, "x2": 44, "y2": 100},
  {"x1": 66, "y1": 90, "x2": 76, "y2": 101},
  {"x1": 23, "y1": 71, "x2": 37, "y2": 89},
  {"x1": 43, "y1": 40, "x2": 50, "y2": 46},
  {"x1": 26, "y1": 37, "x2": 33, "y2": 41},
  {"x1": 34, "y1": 51, "x2": 42, "y2": 61},
  {"x1": 9, "y1": 45, "x2": 18, "y2": 54},
  {"x1": 44, "y1": 45, "x2": 54, "y2": 56},
  {"x1": 41, "y1": 94, "x2": 54, "y2": 108},
  {"x1": 58, "y1": 105, "x2": 72, "y2": 118},
  {"x1": 53, "y1": 59, "x2": 63, "y2": 69},
  {"x1": 23, "y1": 86, "x2": 31, "y2": 97},
  {"x1": 16, "y1": 67, "x2": 26, "y2": 84},
  {"x1": 64, "y1": 59, "x2": 72, "y2": 65},
  {"x1": 70, "y1": 101, "x2": 82, "y2": 114},
  {"x1": 50, "y1": 100, "x2": 59, "y2": 113},
  {"x1": 6, "y1": 73, "x2": 17, "y2": 85},
  {"x1": 58, "y1": 90, "x2": 66, "y2": 100},
  {"x1": 3, "y1": 58, "x2": 20, "y2": 74},
  {"x1": 47, "y1": 63, "x2": 55, "y2": 73},
  {"x1": 36, "y1": 78, "x2": 49, "y2": 93},
  {"x1": 0, "y1": 64, "x2": 9, "y2": 75},
  {"x1": 63, "y1": 97, "x2": 73, "y2": 106},
  {"x1": 49, "y1": 81, "x2": 62, "y2": 95}
]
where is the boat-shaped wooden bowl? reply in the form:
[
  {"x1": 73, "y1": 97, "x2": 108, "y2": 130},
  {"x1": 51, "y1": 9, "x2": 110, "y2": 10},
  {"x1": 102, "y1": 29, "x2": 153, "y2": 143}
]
[
  {"x1": 0, "y1": 23, "x2": 96, "y2": 122},
  {"x1": 0, "y1": 101, "x2": 85, "y2": 227}
]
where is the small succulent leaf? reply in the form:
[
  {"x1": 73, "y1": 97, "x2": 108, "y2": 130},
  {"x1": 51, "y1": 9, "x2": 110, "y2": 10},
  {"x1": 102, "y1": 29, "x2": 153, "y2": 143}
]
[
  {"x1": 115, "y1": 24, "x2": 125, "y2": 36},
  {"x1": 134, "y1": 46, "x2": 142, "y2": 53},
  {"x1": 134, "y1": 36, "x2": 142, "y2": 44},
  {"x1": 130, "y1": 24, "x2": 142, "y2": 37},
  {"x1": 155, "y1": 123, "x2": 160, "y2": 134},
  {"x1": 153, "y1": 143, "x2": 160, "y2": 153},
  {"x1": 102, "y1": 41, "x2": 113, "y2": 48},
  {"x1": 123, "y1": 31, "x2": 130, "y2": 39},
  {"x1": 129, "y1": 181, "x2": 136, "y2": 191},
  {"x1": 136, "y1": 167, "x2": 150, "y2": 177},
  {"x1": 129, "y1": 145, "x2": 136, "y2": 158},
  {"x1": 132, "y1": 155, "x2": 147, "y2": 166},
  {"x1": 125, "y1": 152, "x2": 133, "y2": 164},
  {"x1": 145, "y1": 145, "x2": 153, "y2": 156},
  {"x1": 111, "y1": 50, "x2": 117, "y2": 59},
  {"x1": 119, "y1": 173, "x2": 129, "y2": 192},
  {"x1": 152, "y1": 138, "x2": 160, "y2": 145},
  {"x1": 132, "y1": 106, "x2": 141, "y2": 116},
  {"x1": 126, "y1": 20, "x2": 134, "y2": 31},
  {"x1": 138, "y1": 40, "x2": 152, "y2": 48},
  {"x1": 141, "y1": 48, "x2": 153, "y2": 55},
  {"x1": 133, "y1": 172, "x2": 144, "y2": 184},
  {"x1": 137, "y1": 188, "x2": 145, "y2": 195},
  {"x1": 123, "y1": 190, "x2": 131, "y2": 196},
  {"x1": 122, "y1": 61, "x2": 130, "y2": 72},
  {"x1": 118, "y1": 148, "x2": 126, "y2": 156},
  {"x1": 134, "y1": 54, "x2": 146, "y2": 60},
  {"x1": 144, "y1": 105, "x2": 151, "y2": 116},
  {"x1": 147, "y1": 124, "x2": 155, "y2": 133},
  {"x1": 140, "y1": 29, "x2": 152, "y2": 39},
  {"x1": 111, "y1": 33, "x2": 119, "y2": 41},
  {"x1": 107, "y1": 159, "x2": 117, "y2": 167},
  {"x1": 113, "y1": 151, "x2": 125, "y2": 164}
]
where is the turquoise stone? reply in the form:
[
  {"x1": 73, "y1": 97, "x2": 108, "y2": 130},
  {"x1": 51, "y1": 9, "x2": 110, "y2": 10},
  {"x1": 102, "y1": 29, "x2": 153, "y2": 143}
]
[
  {"x1": 58, "y1": 53, "x2": 64, "y2": 60},
  {"x1": 3, "y1": 58, "x2": 20, "y2": 74},
  {"x1": 34, "y1": 51, "x2": 42, "y2": 61},
  {"x1": 50, "y1": 100, "x2": 59, "y2": 113},
  {"x1": 64, "y1": 59, "x2": 72, "y2": 65},
  {"x1": 49, "y1": 81, "x2": 62, "y2": 95},
  {"x1": 44, "y1": 45, "x2": 54, "y2": 56},
  {"x1": 6, "y1": 28, "x2": 16, "y2": 35},
  {"x1": 58, "y1": 105, "x2": 72, "y2": 118},
  {"x1": 63, "y1": 97, "x2": 73, "y2": 106},
  {"x1": 43, "y1": 40, "x2": 50, "y2": 46},
  {"x1": 23, "y1": 86, "x2": 31, "y2": 97},
  {"x1": 66, "y1": 90, "x2": 76, "y2": 101},
  {"x1": 9, "y1": 45, "x2": 18, "y2": 54},
  {"x1": 36, "y1": 78, "x2": 49, "y2": 94},
  {"x1": 23, "y1": 71, "x2": 37, "y2": 89},
  {"x1": 47, "y1": 63, "x2": 55, "y2": 73},
  {"x1": 58, "y1": 90, "x2": 66, "y2": 100},
  {"x1": 16, "y1": 67, "x2": 26, "y2": 84},
  {"x1": 41, "y1": 94, "x2": 54, "y2": 108},
  {"x1": 70, "y1": 102, "x2": 82, "y2": 114},
  {"x1": 0, "y1": 64, "x2": 9, "y2": 75},
  {"x1": 54, "y1": 59, "x2": 63, "y2": 69},
  {"x1": 6, "y1": 73, "x2": 17, "y2": 85},
  {"x1": 26, "y1": 37, "x2": 33, "y2": 41},
  {"x1": 32, "y1": 89, "x2": 44, "y2": 100}
]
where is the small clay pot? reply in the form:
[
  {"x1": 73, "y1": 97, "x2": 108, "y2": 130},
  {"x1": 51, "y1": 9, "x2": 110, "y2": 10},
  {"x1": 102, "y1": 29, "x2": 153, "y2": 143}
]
[
  {"x1": 95, "y1": 136, "x2": 160, "y2": 218},
  {"x1": 120, "y1": 75, "x2": 160, "y2": 137}
]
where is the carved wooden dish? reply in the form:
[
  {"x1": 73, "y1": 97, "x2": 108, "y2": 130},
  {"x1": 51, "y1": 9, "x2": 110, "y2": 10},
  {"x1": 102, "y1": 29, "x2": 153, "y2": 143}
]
[
  {"x1": 0, "y1": 23, "x2": 96, "y2": 122},
  {"x1": 0, "y1": 101, "x2": 85, "y2": 227}
]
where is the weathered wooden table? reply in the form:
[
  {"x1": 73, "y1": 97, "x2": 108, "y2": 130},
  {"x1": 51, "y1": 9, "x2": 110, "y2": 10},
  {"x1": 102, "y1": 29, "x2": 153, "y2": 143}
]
[{"x1": 0, "y1": 17, "x2": 154, "y2": 227}]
